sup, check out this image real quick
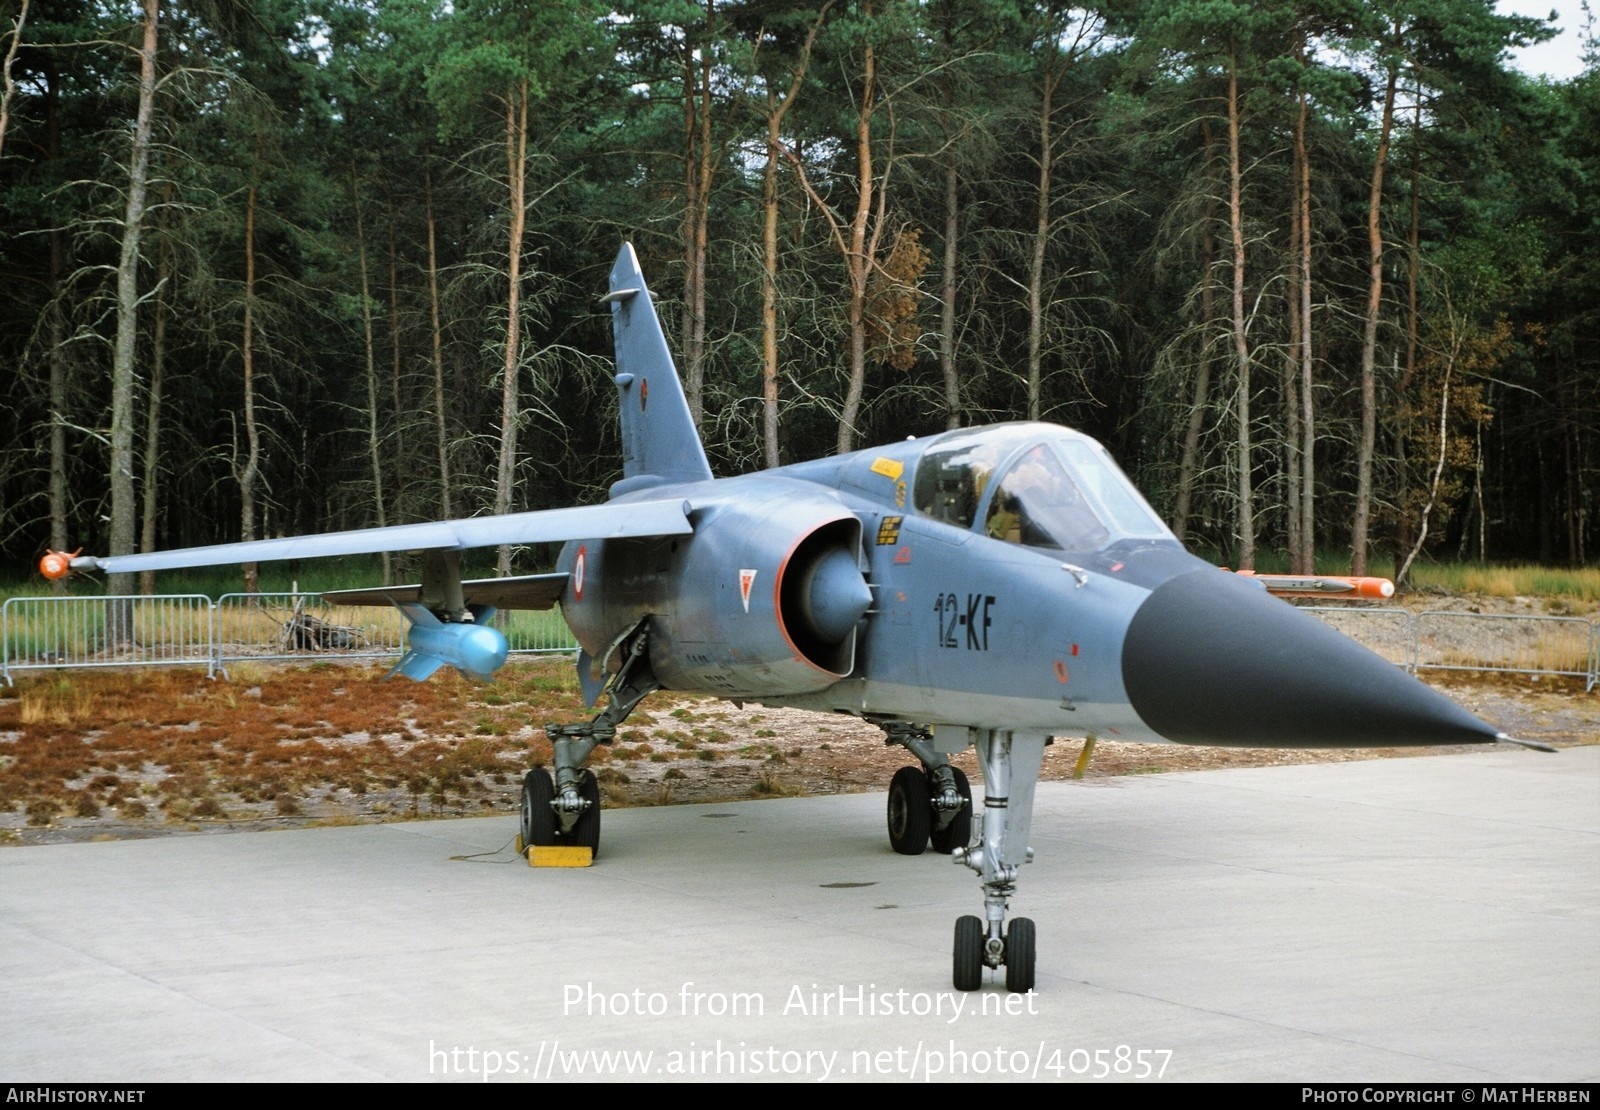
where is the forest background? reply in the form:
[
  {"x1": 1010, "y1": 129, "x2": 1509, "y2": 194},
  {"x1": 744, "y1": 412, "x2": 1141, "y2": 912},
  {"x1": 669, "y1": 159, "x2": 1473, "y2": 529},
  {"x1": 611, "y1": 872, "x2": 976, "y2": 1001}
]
[{"x1": 1, "y1": 0, "x2": 1594, "y2": 595}]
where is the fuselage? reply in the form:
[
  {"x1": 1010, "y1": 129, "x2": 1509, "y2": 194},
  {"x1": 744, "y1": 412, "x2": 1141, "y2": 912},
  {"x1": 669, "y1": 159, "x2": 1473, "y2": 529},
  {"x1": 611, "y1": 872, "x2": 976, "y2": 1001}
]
[{"x1": 557, "y1": 423, "x2": 1500, "y2": 751}]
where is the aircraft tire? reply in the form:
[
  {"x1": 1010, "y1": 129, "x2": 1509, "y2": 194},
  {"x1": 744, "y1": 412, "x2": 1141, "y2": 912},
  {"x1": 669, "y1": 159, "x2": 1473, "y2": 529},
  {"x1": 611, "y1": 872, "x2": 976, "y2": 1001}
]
[
  {"x1": 521, "y1": 769, "x2": 558, "y2": 849},
  {"x1": 929, "y1": 767, "x2": 973, "y2": 854},
  {"x1": 569, "y1": 768, "x2": 601, "y2": 858},
  {"x1": 953, "y1": 915, "x2": 984, "y2": 992},
  {"x1": 887, "y1": 766, "x2": 931, "y2": 855},
  {"x1": 1004, "y1": 917, "x2": 1036, "y2": 993}
]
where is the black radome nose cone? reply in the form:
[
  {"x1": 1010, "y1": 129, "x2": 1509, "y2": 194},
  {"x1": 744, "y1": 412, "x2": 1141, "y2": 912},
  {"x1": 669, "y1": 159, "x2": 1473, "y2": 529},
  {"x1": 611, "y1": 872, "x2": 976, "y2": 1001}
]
[{"x1": 1122, "y1": 570, "x2": 1499, "y2": 748}]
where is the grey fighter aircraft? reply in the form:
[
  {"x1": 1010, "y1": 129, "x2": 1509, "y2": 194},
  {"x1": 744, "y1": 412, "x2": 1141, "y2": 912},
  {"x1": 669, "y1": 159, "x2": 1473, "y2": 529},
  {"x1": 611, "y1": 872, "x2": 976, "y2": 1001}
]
[{"x1": 55, "y1": 243, "x2": 1537, "y2": 994}]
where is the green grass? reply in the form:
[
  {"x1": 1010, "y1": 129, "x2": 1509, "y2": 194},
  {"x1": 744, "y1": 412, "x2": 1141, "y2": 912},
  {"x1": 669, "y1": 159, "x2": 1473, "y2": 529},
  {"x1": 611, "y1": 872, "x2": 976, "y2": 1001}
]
[
  {"x1": 1192, "y1": 550, "x2": 1600, "y2": 606},
  {"x1": 493, "y1": 608, "x2": 575, "y2": 652},
  {"x1": 1405, "y1": 563, "x2": 1600, "y2": 603}
]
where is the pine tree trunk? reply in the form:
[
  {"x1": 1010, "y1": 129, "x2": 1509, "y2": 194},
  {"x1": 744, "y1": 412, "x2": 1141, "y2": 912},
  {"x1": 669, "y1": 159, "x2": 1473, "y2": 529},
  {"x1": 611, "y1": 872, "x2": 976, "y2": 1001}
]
[
  {"x1": 836, "y1": 20, "x2": 876, "y2": 457},
  {"x1": 1172, "y1": 120, "x2": 1217, "y2": 545},
  {"x1": 425, "y1": 165, "x2": 453, "y2": 518},
  {"x1": 384, "y1": 181, "x2": 404, "y2": 470},
  {"x1": 757, "y1": 6, "x2": 827, "y2": 467},
  {"x1": 48, "y1": 224, "x2": 68, "y2": 595},
  {"x1": 138, "y1": 206, "x2": 169, "y2": 596},
  {"x1": 352, "y1": 167, "x2": 391, "y2": 584},
  {"x1": 681, "y1": 4, "x2": 715, "y2": 430},
  {"x1": 1284, "y1": 75, "x2": 1313, "y2": 573},
  {"x1": 1353, "y1": 45, "x2": 1398, "y2": 576},
  {"x1": 1297, "y1": 84, "x2": 1316, "y2": 574},
  {"x1": 1391, "y1": 83, "x2": 1423, "y2": 570},
  {"x1": 239, "y1": 183, "x2": 261, "y2": 595},
  {"x1": 1026, "y1": 39, "x2": 1056, "y2": 423},
  {"x1": 47, "y1": 50, "x2": 67, "y2": 579},
  {"x1": 108, "y1": 0, "x2": 158, "y2": 602},
  {"x1": 495, "y1": 81, "x2": 529, "y2": 577},
  {"x1": 940, "y1": 131, "x2": 960, "y2": 429},
  {"x1": 761, "y1": 109, "x2": 783, "y2": 468},
  {"x1": 1283, "y1": 193, "x2": 1303, "y2": 567},
  {"x1": 0, "y1": 0, "x2": 28, "y2": 160},
  {"x1": 1226, "y1": 48, "x2": 1254, "y2": 570}
]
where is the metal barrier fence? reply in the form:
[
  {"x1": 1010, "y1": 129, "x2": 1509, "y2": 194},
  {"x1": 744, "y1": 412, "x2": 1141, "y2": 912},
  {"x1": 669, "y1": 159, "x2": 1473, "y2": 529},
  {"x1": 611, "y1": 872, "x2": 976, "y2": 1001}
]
[
  {"x1": 491, "y1": 606, "x2": 581, "y2": 656},
  {"x1": 2, "y1": 594, "x2": 217, "y2": 683},
  {"x1": 2, "y1": 593, "x2": 1595, "y2": 690},
  {"x1": 1413, "y1": 610, "x2": 1597, "y2": 690},
  {"x1": 1300, "y1": 607, "x2": 1416, "y2": 669},
  {"x1": 1, "y1": 592, "x2": 579, "y2": 685},
  {"x1": 213, "y1": 593, "x2": 408, "y2": 668},
  {"x1": 1301, "y1": 605, "x2": 1598, "y2": 692}
]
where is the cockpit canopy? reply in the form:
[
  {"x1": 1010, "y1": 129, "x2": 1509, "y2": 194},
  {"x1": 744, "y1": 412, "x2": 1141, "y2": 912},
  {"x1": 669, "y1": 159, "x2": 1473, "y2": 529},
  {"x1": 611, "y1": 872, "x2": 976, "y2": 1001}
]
[{"x1": 911, "y1": 424, "x2": 1172, "y2": 553}]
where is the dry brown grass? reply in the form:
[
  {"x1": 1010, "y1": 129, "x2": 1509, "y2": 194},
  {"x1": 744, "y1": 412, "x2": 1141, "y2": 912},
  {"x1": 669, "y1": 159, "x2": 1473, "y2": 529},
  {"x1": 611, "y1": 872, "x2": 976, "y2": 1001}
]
[
  {"x1": 1, "y1": 654, "x2": 1592, "y2": 845},
  {"x1": 0, "y1": 658, "x2": 588, "y2": 837}
]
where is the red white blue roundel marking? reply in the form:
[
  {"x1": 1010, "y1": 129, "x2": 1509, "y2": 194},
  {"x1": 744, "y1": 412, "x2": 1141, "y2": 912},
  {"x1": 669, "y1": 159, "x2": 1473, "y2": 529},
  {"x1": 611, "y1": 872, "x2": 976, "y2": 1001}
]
[{"x1": 573, "y1": 545, "x2": 587, "y2": 601}]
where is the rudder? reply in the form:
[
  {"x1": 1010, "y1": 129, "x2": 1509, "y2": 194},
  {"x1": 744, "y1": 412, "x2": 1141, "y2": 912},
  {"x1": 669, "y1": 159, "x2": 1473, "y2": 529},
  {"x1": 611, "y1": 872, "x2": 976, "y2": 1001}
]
[{"x1": 605, "y1": 243, "x2": 713, "y2": 492}]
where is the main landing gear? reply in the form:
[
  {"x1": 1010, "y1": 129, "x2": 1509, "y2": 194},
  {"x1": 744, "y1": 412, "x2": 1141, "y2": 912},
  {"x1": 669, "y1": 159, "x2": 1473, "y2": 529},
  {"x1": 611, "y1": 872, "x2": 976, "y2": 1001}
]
[
  {"x1": 520, "y1": 628, "x2": 657, "y2": 860},
  {"x1": 885, "y1": 724, "x2": 1046, "y2": 994},
  {"x1": 881, "y1": 723, "x2": 973, "y2": 856}
]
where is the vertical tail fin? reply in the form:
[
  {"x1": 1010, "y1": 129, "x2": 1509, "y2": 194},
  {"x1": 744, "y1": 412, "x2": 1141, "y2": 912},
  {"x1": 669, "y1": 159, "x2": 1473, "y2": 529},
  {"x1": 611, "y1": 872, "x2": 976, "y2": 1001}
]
[{"x1": 605, "y1": 243, "x2": 713, "y2": 493}]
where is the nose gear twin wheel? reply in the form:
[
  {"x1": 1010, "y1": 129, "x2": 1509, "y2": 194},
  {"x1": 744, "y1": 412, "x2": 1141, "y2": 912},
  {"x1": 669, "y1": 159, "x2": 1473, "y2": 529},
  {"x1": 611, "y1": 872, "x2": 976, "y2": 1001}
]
[
  {"x1": 1003, "y1": 917, "x2": 1036, "y2": 993},
  {"x1": 569, "y1": 769, "x2": 601, "y2": 855},
  {"x1": 952, "y1": 915, "x2": 1036, "y2": 993},
  {"x1": 953, "y1": 915, "x2": 984, "y2": 991}
]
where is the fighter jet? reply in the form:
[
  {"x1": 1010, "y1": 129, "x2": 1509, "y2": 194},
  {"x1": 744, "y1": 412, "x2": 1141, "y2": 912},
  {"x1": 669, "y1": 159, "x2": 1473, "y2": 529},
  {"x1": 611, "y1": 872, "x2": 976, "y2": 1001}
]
[{"x1": 52, "y1": 243, "x2": 1537, "y2": 994}]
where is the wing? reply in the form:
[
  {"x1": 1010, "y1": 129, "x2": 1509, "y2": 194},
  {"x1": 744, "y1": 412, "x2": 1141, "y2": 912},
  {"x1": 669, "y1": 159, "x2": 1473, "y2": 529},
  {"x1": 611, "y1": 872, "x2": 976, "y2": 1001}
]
[
  {"x1": 322, "y1": 572, "x2": 568, "y2": 611},
  {"x1": 68, "y1": 499, "x2": 692, "y2": 575}
]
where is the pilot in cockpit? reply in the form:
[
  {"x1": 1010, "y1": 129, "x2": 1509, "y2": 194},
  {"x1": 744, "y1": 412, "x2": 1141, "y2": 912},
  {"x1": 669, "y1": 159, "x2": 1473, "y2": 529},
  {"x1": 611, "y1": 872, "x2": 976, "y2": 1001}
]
[{"x1": 985, "y1": 445, "x2": 1108, "y2": 551}]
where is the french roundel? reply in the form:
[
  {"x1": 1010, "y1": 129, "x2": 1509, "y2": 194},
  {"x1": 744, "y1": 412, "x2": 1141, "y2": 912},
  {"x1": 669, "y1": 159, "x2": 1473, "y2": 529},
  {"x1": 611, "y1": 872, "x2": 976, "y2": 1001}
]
[{"x1": 573, "y1": 545, "x2": 586, "y2": 601}]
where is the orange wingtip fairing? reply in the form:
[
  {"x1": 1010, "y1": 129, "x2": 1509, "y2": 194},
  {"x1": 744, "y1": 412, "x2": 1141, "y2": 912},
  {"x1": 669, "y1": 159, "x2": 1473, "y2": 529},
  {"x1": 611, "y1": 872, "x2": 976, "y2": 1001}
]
[{"x1": 38, "y1": 549, "x2": 80, "y2": 581}]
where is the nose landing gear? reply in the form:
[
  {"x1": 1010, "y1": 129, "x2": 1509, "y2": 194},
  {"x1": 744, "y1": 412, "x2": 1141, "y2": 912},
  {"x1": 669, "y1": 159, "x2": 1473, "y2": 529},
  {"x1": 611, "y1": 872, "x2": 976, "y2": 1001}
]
[
  {"x1": 950, "y1": 729, "x2": 1046, "y2": 992},
  {"x1": 881, "y1": 723, "x2": 1046, "y2": 992}
]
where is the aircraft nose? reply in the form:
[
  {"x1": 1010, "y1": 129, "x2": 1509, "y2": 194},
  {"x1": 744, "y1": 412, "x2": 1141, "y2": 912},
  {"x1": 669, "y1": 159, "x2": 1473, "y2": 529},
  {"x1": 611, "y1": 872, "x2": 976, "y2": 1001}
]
[{"x1": 1120, "y1": 569, "x2": 1499, "y2": 747}]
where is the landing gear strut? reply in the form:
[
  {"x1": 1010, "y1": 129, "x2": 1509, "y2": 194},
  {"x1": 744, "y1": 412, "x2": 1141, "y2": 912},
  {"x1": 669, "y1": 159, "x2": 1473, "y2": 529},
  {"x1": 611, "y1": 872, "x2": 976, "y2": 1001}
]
[
  {"x1": 521, "y1": 627, "x2": 657, "y2": 860},
  {"x1": 948, "y1": 729, "x2": 1046, "y2": 993}
]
